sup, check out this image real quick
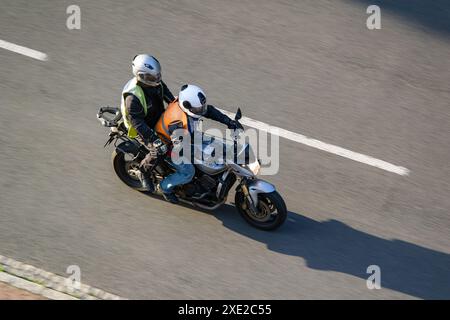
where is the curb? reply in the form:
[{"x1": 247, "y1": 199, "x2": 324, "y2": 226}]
[
  {"x1": 0, "y1": 255, "x2": 125, "y2": 300},
  {"x1": 0, "y1": 272, "x2": 77, "y2": 300}
]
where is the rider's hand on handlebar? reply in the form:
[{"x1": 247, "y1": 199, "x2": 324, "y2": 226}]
[{"x1": 227, "y1": 120, "x2": 243, "y2": 130}]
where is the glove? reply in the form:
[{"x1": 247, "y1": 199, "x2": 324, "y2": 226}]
[
  {"x1": 144, "y1": 138, "x2": 167, "y2": 157},
  {"x1": 145, "y1": 143, "x2": 158, "y2": 157},
  {"x1": 227, "y1": 120, "x2": 243, "y2": 130},
  {"x1": 152, "y1": 138, "x2": 168, "y2": 155}
]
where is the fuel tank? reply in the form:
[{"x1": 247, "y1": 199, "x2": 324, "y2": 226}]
[{"x1": 195, "y1": 162, "x2": 227, "y2": 175}]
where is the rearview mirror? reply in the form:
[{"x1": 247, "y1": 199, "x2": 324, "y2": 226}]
[{"x1": 235, "y1": 108, "x2": 242, "y2": 120}]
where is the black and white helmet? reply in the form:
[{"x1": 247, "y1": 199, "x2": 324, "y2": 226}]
[
  {"x1": 132, "y1": 54, "x2": 162, "y2": 87},
  {"x1": 178, "y1": 84, "x2": 208, "y2": 118}
]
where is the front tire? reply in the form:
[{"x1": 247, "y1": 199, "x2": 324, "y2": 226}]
[
  {"x1": 111, "y1": 149, "x2": 145, "y2": 191},
  {"x1": 235, "y1": 191, "x2": 287, "y2": 231}
]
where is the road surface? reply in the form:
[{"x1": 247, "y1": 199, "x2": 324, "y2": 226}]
[{"x1": 0, "y1": 0, "x2": 449, "y2": 299}]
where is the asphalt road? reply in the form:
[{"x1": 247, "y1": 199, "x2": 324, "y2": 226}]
[{"x1": 0, "y1": 0, "x2": 449, "y2": 299}]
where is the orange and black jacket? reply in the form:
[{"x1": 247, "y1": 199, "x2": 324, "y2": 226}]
[{"x1": 155, "y1": 99, "x2": 234, "y2": 144}]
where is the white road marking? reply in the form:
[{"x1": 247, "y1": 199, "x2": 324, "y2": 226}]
[
  {"x1": 0, "y1": 37, "x2": 408, "y2": 176},
  {"x1": 0, "y1": 39, "x2": 48, "y2": 61},
  {"x1": 218, "y1": 109, "x2": 410, "y2": 176}
]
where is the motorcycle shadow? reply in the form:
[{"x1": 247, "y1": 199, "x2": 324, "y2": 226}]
[{"x1": 213, "y1": 203, "x2": 450, "y2": 300}]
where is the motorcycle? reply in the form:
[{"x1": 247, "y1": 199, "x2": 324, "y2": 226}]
[{"x1": 96, "y1": 106, "x2": 287, "y2": 230}]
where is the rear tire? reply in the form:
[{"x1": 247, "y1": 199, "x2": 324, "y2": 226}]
[
  {"x1": 111, "y1": 149, "x2": 145, "y2": 191},
  {"x1": 235, "y1": 191, "x2": 287, "y2": 231}
]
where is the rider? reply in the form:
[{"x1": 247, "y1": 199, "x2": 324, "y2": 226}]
[
  {"x1": 154, "y1": 84, "x2": 241, "y2": 204},
  {"x1": 120, "y1": 54, "x2": 175, "y2": 192}
]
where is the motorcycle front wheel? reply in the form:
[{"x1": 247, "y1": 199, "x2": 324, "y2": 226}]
[{"x1": 235, "y1": 191, "x2": 287, "y2": 231}]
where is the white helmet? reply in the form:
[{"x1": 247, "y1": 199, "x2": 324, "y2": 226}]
[
  {"x1": 178, "y1": 84, "x2": 208, "y2": 118},
  {"x1": 132, "y1": 54, "x2": 162, "y2": 87}
]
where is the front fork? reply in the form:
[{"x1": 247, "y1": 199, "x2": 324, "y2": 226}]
[
  {"x1": 238, "y1": 178, "x2": 277, "y2": 213},
  {"x1": 238, "y1": 179, "x2": 258, "y2": 214}
]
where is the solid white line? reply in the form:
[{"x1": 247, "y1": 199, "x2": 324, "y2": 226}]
[
  {"x1": 0, "y1": 39, "x2": 48, "y2": 61},
  {"x1": 0, "y1": 38, "x2": 408, "y2": 176},
  {"x1": 218, "y1": 109, "x2": 410, "y2": 176}
]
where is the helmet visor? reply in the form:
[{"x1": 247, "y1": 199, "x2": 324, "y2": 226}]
[
  {"x1": 189, "y1": 104, "x2": 207, "y2": 116},
  {"x1": 137, "y1": 72, "x2": 161, "y2": 86}
]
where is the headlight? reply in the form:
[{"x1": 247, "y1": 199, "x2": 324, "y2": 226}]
[{"x1": 247, "y1": 160, "x2": 261, "y2": 176}]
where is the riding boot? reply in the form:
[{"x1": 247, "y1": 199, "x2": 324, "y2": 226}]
[
  {"x1": 136, "y1": 169, "x2": 155, "y2": 193},
  {"x1": 162, "y1": 191, "x2": 179, "y2": 204}
]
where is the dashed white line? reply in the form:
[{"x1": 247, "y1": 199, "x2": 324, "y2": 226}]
[
  {"x1": 0, "y1": 39, "x2": 48, "y2": 61},
  {"x1": 219, "y1": 108, "x2": 410, "y2": 176}
]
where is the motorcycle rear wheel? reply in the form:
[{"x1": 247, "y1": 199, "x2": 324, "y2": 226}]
[{"x1": 111, "y1": 150, "x2": 146, "y2": 191}]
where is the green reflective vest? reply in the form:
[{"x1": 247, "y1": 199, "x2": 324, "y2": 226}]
[
  {"x1": 120, "y1": 79, "x2": 165, "y2": 139},
  {"x1": 120, "y1": 78, "x2": 148, "y2": 138}
]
